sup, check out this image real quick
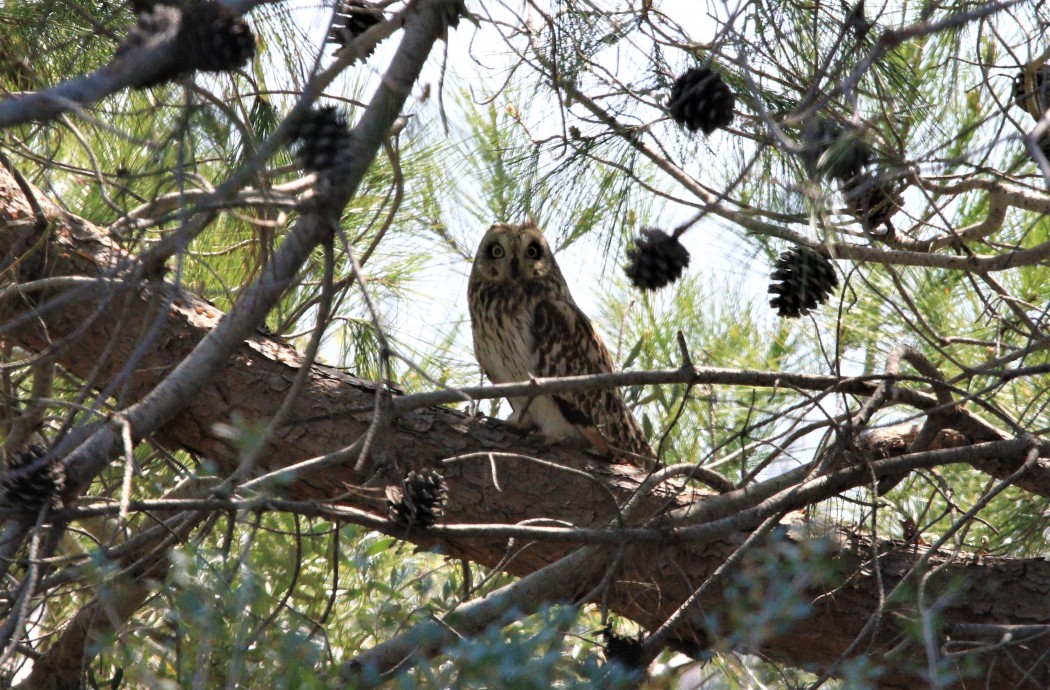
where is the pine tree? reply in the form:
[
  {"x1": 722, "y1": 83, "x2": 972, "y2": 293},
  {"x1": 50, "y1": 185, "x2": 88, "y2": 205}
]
[{"x1": 2, "y1": 1, "x2": 1050, "y2": 688}]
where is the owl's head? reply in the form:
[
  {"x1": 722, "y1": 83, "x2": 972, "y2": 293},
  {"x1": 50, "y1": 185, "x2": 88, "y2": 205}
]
[{"x1": 469, "y1": 220, "x2": 563, "y2": 286}]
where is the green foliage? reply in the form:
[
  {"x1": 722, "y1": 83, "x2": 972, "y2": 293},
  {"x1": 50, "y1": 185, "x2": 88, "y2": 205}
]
[
  {"x1": 426, "y1": 91, "x2": 659, "y2": 255},
  {"x1": 402, "y1": 606, "x2": 631, "y2": 689},
  {"x1": 0, "y1": 0, "x2": 123, "y2": 95},
  {"x1": 6, "y1": 0, "x2": 1050, "y2": 687},
  {"x1": 715, "y1": 532, "x2": 839, "y2": 649},
  {"x1": 603, "y1": 272, "x2": 809, "y2": 479}
]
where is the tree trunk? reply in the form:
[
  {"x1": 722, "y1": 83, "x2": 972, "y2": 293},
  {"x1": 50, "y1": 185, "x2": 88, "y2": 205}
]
[{"x1": 2, "y1": 163, "x2": 1049, "y2": 689}]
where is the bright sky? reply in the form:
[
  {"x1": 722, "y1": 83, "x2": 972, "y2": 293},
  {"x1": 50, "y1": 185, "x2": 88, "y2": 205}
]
[{"x1": 300, "y1": 0, "x2": 775, "y2": 384}]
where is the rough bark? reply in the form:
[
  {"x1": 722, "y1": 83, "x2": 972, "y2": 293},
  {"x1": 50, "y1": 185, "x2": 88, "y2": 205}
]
[{"x1": 2, "y1": 164, "x2": 1050, "y2": 688}]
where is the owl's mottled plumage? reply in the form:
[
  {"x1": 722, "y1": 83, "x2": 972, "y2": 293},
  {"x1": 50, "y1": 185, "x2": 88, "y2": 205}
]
[{"x1": 467, "y1": 221, "x2": 655, "y2": 469}]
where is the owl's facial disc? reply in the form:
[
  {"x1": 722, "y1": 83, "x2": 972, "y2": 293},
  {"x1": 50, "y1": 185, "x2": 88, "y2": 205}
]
[{"x1": 474, "y1": 224, "x2": 554, "y2": 284}]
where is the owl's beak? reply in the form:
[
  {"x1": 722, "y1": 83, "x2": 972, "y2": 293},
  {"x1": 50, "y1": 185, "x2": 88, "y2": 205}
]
[{"x1": 510, "y1": 257, "x2": 520, "y2": 279}]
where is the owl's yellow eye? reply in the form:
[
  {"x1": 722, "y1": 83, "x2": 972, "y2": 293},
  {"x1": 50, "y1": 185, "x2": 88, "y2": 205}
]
[
  {"x1": 524, "y1": 242, "x2": 542, "y2": 259},
  {"x1": 489, "y1": 243, "x2": 505, "y2": 259}
]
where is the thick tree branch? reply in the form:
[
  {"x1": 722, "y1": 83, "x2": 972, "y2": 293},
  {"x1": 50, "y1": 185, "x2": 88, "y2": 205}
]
[
  {"x1": 341, "y1": 547, "x2": 606, "y2": 686},
  {"x1": 44, "y1": 0, "x2": 456, "y2": 499},
  {"x1": 16, "y1": 494, "x2": 204, "y2": 690},
  {"x1": 3, "y1": 160, "x2": 1050, "y2": 686},
  {"x1": 38, "y1": 435, "x2": 1031, "y2": 550}
]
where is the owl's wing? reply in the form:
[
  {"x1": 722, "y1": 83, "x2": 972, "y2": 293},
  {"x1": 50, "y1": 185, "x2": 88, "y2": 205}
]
[
  {"x1": 531, "y1": 299, "x2": 654, "y2": 463},
  {"x1": 531, "y1": 299, "x2": 616, "y2": 375}
]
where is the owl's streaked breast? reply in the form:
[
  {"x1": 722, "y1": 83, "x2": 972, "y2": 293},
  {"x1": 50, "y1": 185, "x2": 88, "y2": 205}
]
[
  {"x1": 468, "y1": 280, "x2": 586, "y2": 442},
  {"x1": 468, "y1": 282, "x2": 535, "y2": 385}
]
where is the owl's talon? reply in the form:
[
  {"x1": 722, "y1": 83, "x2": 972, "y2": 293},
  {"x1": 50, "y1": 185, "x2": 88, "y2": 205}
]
[
  {"x1": 510, "y1": 409, "x2": 537, "y2": 430},
  {"x1": 582, "y1": 446, "x2": 611, "y2": 461}
]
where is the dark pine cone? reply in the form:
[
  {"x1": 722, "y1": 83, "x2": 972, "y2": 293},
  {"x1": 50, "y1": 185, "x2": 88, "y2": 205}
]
[
  {"x1": 387, "y1": 468, "x2": 448, "y2": 528},
  {"x1": 1013, "y1": 64, "x2": 1050, "y2": 120},
  {"x1": 601, "y1": 626, "x2": 646, "y2": 670},
  {"x1": 624, "y1": 228, "x2": 690, "y2": 291},
  {"x1": 799, "y1": 118, "x2": 872, "y2": 183},
  {"x1": 289, "y1": 105, "x2": 353, "y2": 175},
  {"x1": 118, "y1": 4, "x2": 183, "y2": 84},
  {"x1": 329, "y1": 1, "x2": 383, "y2": 56},
  {"x1": 668, "y1": 66, "x2": 735, "y2": 135},
  {"x1": 768, "y1": 246, "x2": 839, "y2": 318},
  {"x1": 440, "y1": 0, "x2": 469, "y2": 30},
  {"x1": 1, "y1": 444, "x2": 65, "y2": 511},
  {"x1": 121, "y1": 1, "x2": 254, "y2": 88},
  {"x1": 179, "y1": 1, "x2": 256, "y2": 73},
  {"x1": 841, "y1": 172, "x2": 901, "y2": 235}
]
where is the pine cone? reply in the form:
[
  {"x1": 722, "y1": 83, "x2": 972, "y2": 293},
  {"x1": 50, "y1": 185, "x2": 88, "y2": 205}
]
[
  {"x1": 844, "y1": 0, "x2": 873, "y2": 40},
  {"x1": 118, "y1": 4, "x2": 183, "y2": 82},
  {"x1": 799, "y1": 118, "x2": 872, "y2": 183},
  {"x1": 2, "y1": 445, "x2": 65, "y2": 511},
  {"x1": 329, "y1": 1, "x2": 383, "y2": 56},
  {"x1": 842, "y1": 172, "x2": 901, "y2": 235},
  {"x1": 768, "y1": 246, "x2": 839, "y2": 318},
  {"x1": 601, "y1": 626, "x2": 646, "y2": 669},
  {"x1": 668, "y1": 66, "x2": 735, "y2": 135},
  {"x1": 289, "y1": 105, "x2": 353, "y2": 175},
  {"x1": 441, "y1": 0, "x2": 468, "y2": 29},
  {"x1": 1013, "y1": 64, "x2": 1050, "y2": 120},
  {"x1": 179, "y1": 1, "x2": 255, "y2": 73},
  {"x1": 121, "y1": 1, "x2": 254, "y2": 88},
  {"x1": 387, "y1": 468, "x2": 447, "y2": 528},
  {"x1": 624, "y1": 228, "x2": 690, "y2": 291}
]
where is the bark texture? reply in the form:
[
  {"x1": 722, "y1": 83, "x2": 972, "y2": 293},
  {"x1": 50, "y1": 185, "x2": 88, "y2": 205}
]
[{"x1": 2, "y1": 163, "x2": 1050, "y2": 688}]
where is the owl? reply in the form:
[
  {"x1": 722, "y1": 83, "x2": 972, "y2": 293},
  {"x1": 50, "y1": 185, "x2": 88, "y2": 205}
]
[{"x1": 467, "y1": 220, "x2": 656, "y2": 470}]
